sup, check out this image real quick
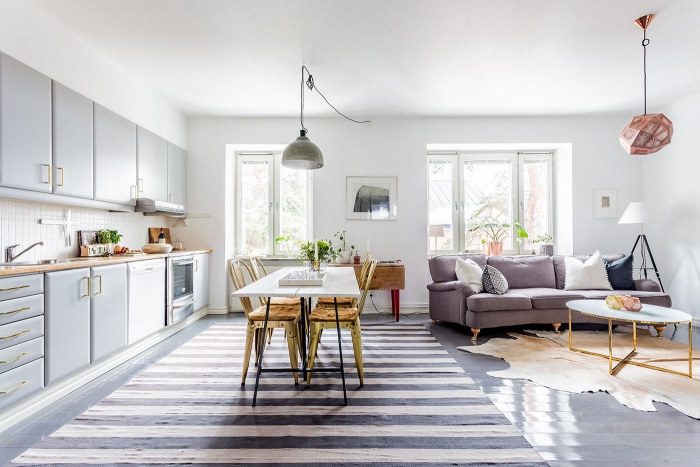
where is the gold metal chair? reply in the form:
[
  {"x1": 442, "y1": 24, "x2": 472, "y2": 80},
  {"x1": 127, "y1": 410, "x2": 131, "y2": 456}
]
[
  {"x1": 316, "y1": 254, "x2": 372, "y2": 308},
  {"x1": 229, "y1": 259, "x2": 301, "y2": 386},
  {"x1": 307, "y1": 259, "x2": 377, "y2": 387}
]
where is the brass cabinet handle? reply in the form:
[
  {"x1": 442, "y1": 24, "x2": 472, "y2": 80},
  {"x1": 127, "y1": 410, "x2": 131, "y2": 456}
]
[
  {"x1": 42, "y1": 164, "x2": 51, "y2": 184},
  {"x1": 0, "y1": 330, "x2": 29, "y2": 340},
  {"x1": 95, "y1": 275, "x2": 103, "y2": 295},
  {"x1": 0, "y1": 306, "x2": 30, "y2": 316},
  {"x1": 0, "y1": 352, "x2": 29, "y2": 365},
  {"x1": 0, "y1": 380, "x2": 29, "y2": 395},
  {"x1": 82, "y1": 276, "x2": 91, "y2": 297},
  {"x1": 169, "y1": 193, "x2": 173, "y2": 203},
  {"x1": 131, "y1": 185, "x2": 137, "y2": 200},
  {"x1": 0, "y1": 285, "x2": 29, "y2": 293},
  {"x1": 58, "y1": 167, "x2": 65, "y2": 186},
  {"x1": 139, "y1": 179, "x2": 144, "y2": 193}
]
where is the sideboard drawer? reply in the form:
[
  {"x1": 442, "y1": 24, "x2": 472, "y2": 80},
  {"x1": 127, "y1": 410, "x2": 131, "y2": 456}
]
[
  {"x1": 0, "y1": 316, "x2": 44, "y2": 351},
  {"x1": 0, "y1": 357, "x2": 43, "y2": 411},
  {"x1": 0, "y1": 294, "x2": 44, "y2": 327},
  {"x1": 0, "y1": 275, "x2": 43, "y2": 302},
  {"x1": 0, "y1": 337, "x2": 43, "y2": 375}
]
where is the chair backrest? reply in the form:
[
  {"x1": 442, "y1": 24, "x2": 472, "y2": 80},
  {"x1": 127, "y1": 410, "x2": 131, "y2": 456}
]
[
  {"x1": 229, "y1": 259, "x2": 256, "y2": 318},
  {"x1": 248, "y1": 256, "x2": 268, "y2": 281},
  {"x1": 351, "y1": 254, "x2": 372, "y2": 307},
  {"x1": 357, "y1": 259, "x2": 378, "y2": 316}
]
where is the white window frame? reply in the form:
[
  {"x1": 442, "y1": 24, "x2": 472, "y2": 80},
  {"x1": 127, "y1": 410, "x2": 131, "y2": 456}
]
[
  {"x1": 236, "y1": 152, "x2": 314, "y2": 256},
  {"x1": 427, "y1": 151, "x2": 553, "y2": 256}
]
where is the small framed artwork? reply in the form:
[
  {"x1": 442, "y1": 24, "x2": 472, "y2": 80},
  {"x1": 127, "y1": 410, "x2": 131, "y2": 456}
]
[
  {"x1": 346, "y1": 176, "x2": 397, "y2": 220},
  {"x1": 593, "y1": 189, "x2": 617, "y2": 218}
]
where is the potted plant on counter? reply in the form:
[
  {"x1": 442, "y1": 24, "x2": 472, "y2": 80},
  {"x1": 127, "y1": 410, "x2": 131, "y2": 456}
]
[
  {"x1": 97, "y1": 229, "x2": 123, "y2": 254},
  {"x1": 533, "y1": 233, "x2": 554, "y2": 256},
  {"x1": 334, "y1": 230, "x2": 353, "y2": 263}
]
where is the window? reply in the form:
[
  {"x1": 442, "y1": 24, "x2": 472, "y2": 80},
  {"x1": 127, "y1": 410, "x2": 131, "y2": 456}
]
[
  {"x1": 428, "y1": 152, "x2": 552, "y2": 255},
  {"x1": 236, "y1": 153, "x2": 313, "y2": 256}
]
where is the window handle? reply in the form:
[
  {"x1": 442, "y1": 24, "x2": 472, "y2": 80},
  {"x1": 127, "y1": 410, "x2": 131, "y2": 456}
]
[
  {"x1": 269, "y1": 202, "x2": 272, "y2": 212},
  {"x1": 454, "y1": 202, "x2": 458, "y2": 211},
  {"x1": 276, "y1": 202, "x2": 279, "y2": 211}
]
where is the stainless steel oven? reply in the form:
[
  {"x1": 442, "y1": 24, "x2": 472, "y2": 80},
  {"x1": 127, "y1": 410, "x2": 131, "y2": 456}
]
[{"x1": 167, "y1": 255, "x2": 195, "y2": 325}]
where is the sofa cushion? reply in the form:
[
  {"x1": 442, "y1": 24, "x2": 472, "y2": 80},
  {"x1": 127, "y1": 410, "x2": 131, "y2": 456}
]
[
  {"x1": 486, "y1": 255, "x2": 556, "y2": 289},
  {"x1": 429, "y1": 254, "x2": 487, "y2": 283},
  {"x1": 553, "y1": 254, "x2": 625, "y2": 289},
  {"x1": 455, "y1": 258, "x2": 484, "y2": 293},
  {"x1": 482, "y1": 265, "x2": 508, "y2": 294},
  {"x1": 605, "y1": 255, "x2": 635, "y2": 290},
  {"x1": 513, "y1": 288, "x2": 586, "y2": 310},
  {"x1": 467, "y1": 291, "x2": 532, "y2": 312},
  {"x1": 576, "y1": 289, "x2": 672, "y2": 308},
  {"x1": 564, "y1": 252, "x2": 612, "y2": 291}
]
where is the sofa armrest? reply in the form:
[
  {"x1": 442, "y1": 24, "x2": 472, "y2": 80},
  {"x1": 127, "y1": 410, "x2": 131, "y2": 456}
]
[
  {"x1": 427, "y1": 281, "x2": 476, "y2": 298},
  {"x1": 634, "y1": 279, "x2": 662, "y2": 292}
]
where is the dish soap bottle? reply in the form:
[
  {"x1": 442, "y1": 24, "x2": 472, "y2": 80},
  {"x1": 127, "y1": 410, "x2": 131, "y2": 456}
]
[{"x1": 158, "y1": 228, "x2": 166, "y2": 244}]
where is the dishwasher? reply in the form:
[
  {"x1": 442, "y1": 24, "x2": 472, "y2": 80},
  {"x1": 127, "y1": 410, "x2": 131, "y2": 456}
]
[{"x1": 127, "y1": 258, "x2": 166, "y2": 344}]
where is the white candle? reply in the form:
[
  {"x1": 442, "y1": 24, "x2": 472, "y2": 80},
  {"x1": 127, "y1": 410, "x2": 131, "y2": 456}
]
[
  {"x1": 314, "y1": 237, "x2": 318, "y2": 261},
  {"x1": 366, "y1": 238, "x2": 370, "y2": 255}
]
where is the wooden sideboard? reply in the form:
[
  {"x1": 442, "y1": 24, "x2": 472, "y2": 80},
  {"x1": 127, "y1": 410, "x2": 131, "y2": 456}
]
[{"x1": 330, "y1": 263, "x2": 405, "y2": 321}]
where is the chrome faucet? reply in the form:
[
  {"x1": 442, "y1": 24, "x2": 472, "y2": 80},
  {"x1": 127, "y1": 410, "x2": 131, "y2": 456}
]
[{"x1": 5, "y1": 242, "x2": 44, "y2": 263}]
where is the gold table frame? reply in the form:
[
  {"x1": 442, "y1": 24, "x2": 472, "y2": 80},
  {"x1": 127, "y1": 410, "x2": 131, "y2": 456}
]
[{"x1": 568, "y1": 308, "x2": 693, "y2": 378}]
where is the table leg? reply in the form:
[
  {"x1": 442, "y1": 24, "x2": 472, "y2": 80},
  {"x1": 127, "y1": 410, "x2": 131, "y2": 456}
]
[
  {"x1": 334, "y1": 297, "x2": 347, "y2": 405},
  {"x1": 690, "y1": 322, "x2": 693, "y2": 378},
  {"x1": 392, "y1": 290, "x2": 400, "y2": 322},
  {"x1": 300, "y1": 297, "x2": 307, "y2": 381},
  {"x1": 252, "y1": 298, "x2": 271, "y2": 407},
  {"x1": 608, "y1": 319, "x2": 613, "y2": 375},
  {"x1": 391, "y1": 291, "x2": 395, "y2": 317}
]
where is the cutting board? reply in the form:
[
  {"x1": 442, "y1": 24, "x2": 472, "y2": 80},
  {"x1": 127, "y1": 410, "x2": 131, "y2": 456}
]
[{"x1": 149, "y1": 228, "x2": 171, "y2": 244}]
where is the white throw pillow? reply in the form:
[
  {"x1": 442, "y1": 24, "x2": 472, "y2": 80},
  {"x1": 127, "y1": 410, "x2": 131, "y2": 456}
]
[
  {"x1": 564, "y1": 251, "x2": 612, "y2": 291},
  {"x1": 455, "y1": 258, "x2": 484, "y2": 293}
]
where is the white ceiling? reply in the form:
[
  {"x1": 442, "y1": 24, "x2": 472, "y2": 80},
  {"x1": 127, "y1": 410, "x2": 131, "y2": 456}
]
[{"x1": 33, "y1": 0, "x2": 700, "y2": 117}]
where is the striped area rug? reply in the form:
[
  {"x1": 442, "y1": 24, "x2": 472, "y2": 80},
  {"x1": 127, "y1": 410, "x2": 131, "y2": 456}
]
[{"x1": 12, "y1": 323, "x2": 544, "y2": 466}]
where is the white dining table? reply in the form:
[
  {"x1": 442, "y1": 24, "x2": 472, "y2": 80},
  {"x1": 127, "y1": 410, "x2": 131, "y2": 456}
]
[{"x1": 232, "y1": 266, "x2": 360, "y2": 406}]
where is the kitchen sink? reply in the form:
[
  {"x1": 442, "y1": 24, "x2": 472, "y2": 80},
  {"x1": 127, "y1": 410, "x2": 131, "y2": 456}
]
[{"x1": 0, "y1": 258, "x2": 101, "y2": 266}]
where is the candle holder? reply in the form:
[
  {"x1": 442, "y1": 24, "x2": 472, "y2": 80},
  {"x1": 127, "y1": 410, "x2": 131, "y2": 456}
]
[{"x1": 313, "y1": 259, "x2": 319, "y2": 272}]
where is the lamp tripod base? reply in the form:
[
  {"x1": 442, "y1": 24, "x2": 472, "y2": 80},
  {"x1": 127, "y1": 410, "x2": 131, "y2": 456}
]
[{"x1": 630, "y1": 234, "x2": 664, "y2": 293}]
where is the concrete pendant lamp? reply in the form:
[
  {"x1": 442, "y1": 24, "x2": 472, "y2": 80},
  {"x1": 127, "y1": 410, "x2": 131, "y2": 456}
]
[
  {"x1": 282, "y1": 66, "x2": 369, "y2": 170},
  {"x1": 619, "y1": 14, "x2": 673, "y2": 155}
]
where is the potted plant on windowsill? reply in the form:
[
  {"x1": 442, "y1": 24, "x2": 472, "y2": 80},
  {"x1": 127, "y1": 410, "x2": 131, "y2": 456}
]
[
  {"x1": 275, "y1": 235, "x2": 300, "y2": 258},
  {"x1": 533, "y1": 233, "x2": 554, "y2": 256},
  {"x1": 468, "y1": 202, "x2": 528, "y2": 256}
]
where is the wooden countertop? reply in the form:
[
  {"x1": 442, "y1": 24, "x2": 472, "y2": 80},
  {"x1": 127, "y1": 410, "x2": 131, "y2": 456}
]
[{"x1": 0, "y1": 250, "x2": 212, "y2": 277}]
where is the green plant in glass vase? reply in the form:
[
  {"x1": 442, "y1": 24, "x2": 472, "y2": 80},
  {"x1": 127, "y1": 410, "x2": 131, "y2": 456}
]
[{"x1": 298, "y1": 239, "x2": 341, "y2": 264}]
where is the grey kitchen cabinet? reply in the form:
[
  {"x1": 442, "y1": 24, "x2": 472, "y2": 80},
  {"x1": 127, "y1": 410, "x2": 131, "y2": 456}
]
[
  {"x1": 137, "y1": 126, "x2": 168, "y2": 201},
  {"x1": 193, "y1": 253, "x2": 209, "y2": 311},
  {"x1": 45, "y1": 268, "x2": 91, "y2": 385},
  {"x1": 90, "y1": 264, "x2": 127, "y2": 362},
  {"x1": 52, "y1": 81, "x2": 94, "y2": 199},
  {"x1": 167, "y1": 142, "x2": 187, "y2": 209},
  {"x1": 94, "y1": 103, "x2": 137, "y2": 205},
  {"x1": 0, "y1": 52, "x2": 52, "y2": 193}
]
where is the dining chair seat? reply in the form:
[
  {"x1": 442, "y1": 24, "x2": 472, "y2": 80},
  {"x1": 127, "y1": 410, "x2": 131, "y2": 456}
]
[
  {"x1": 249, "y1": 305, "x2": 301, "y2": 321},
  {"x1": 316, "y1": 297, "x2": 354, "y2": 308},
  {"x1": 270, "y1": 297, "x2": 302, "y2": 306},
  {"x1": 309, "y1": 306, "x2": 359, "y2": 322}
]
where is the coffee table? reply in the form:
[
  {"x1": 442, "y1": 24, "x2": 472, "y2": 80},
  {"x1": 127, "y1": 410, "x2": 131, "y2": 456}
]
[{"x1": 566, "y1": 300, "x2": 693, "y2": 377}]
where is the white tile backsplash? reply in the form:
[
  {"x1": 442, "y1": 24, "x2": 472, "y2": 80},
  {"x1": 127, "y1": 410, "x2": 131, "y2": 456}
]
[
  {"x1": 170, "y1": 217, "x2": 212, "y2": 251},
  {"x1": 0, "y1": 198, "x2": 169, "y2": 260}
]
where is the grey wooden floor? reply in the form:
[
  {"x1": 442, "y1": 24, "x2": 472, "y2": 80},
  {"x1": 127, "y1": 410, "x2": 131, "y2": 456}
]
[{"x1": 1, "y1": 311, "x2": 699, "y2": 466}]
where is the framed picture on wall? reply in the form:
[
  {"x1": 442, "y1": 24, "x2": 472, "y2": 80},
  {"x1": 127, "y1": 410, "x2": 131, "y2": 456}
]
[
  {"x1": 593, "y1": 189, "x2": 617, "y2": 218},
  {"x1": 346, "y1": 176, "x2": 397, "y2": 220}
]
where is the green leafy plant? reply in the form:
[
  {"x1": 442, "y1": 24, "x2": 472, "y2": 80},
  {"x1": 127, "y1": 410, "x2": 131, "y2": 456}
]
[
  {"x1": 532, "y1": 233, "x2": 553, "y2": 244},
  {"x1": 467, "y1": 197, "x2": 528, "y2": 244},
  {"x1": 334, "y1": 230, "x2": 348, "y2": 250},
  {"x1": 97, "y1": 229, "x2": 122, "y2": 245},
  {"x1": 275, "y1": 235, "x2": 300, "y2": 257},
  {"x1": 298, "y1": 239, "x2": 341, "y2": 263}
]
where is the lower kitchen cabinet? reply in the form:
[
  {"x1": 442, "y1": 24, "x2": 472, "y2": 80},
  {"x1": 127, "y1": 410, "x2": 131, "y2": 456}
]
[
  {"x1": 45, "y1": 268, "x2": 91, "y2": 385},
  {"x1": 0, "y1": 358, "x2": 44, "y2": 411},
  {"x1": 90, "y1": 264, "x2": 127, "y2": 363},
  {"x1": 193, "y1": 253, "x2": 209, "y2": 311}
]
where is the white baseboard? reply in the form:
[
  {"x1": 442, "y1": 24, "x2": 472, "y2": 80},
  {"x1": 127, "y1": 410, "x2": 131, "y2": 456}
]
[
  {"x1": 0, "y1": 308, "x2": 208, "y2": 434},
  {"x1": 206, "y1": 306, "x2": 230, "y2": 315}
]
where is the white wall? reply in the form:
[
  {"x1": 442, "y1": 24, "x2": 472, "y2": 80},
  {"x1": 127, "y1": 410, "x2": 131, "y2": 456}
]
[
  {"x1": 0, "y1": 0, "x2": 187, "y2": 148},
  {"x1": 641, "y1": 91, "x2": 700, "y2": 321},
  {"x1": 188, "y1": 116, "x2": 643, "y2": 311}
]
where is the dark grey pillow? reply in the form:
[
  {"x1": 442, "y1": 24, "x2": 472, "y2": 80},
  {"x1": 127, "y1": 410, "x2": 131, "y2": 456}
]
[
  {"x1": 605, "y1": 254, "x2": 635, "y2": 290},
  {"x1": 482, "y1": 265, "x2": 508, "y2": 294}
]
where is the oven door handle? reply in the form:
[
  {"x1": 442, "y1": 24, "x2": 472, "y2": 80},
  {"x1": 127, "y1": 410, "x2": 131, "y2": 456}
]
[
  {"x1": 172, "y1": 259, "x2": 194, "y2": 266},
  {"x1": 173, "y1": 298, "x2": 195, "y2": 309}
]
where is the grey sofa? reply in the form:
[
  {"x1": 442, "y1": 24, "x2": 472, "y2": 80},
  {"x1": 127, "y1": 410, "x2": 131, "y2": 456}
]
[{"x1": 427, "y1": 254, "x2": 671, "y2": 341}]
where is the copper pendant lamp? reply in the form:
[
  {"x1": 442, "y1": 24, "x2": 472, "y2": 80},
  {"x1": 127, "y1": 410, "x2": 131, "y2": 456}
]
[{"x1": 619, "y1": 14, "x2": 673, "y2": 155}]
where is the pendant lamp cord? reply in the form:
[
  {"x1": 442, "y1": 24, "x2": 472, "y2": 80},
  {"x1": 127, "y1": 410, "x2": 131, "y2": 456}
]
[
  {"x1": 300, "y1": 65, "x2": 370, "y2": 133},
  {"x1": 642, "y1": 30, "x2": 649, "y2": 115}
]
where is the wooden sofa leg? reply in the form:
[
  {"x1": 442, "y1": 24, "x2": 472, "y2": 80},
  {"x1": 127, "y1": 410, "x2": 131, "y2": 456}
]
[
  {"x1": 654, "y1": 325, "x2": 666, "y2": 338},
  {"x1": 552, "y1": 323, "x2": 562, "y2": 334},
  {"x1": 431, "y1": 319, "x2": 438, "y2": 324},
  {"x1": 471, "y1": 328, "x2": 480, "y2": 343}
]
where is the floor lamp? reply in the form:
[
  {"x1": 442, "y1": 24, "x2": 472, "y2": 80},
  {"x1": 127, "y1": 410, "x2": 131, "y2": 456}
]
[
  {"x1": 618, "y1": 202, "x2": 664, "y2": 292},
  {"x1": 429, "y1": 225, "x2": 445, "y2": 254}
]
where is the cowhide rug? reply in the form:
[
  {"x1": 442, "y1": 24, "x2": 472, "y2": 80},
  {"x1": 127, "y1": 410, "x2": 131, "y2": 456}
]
[{"x1": 458, "y1": 326, "x2": 700, "y2": 418}]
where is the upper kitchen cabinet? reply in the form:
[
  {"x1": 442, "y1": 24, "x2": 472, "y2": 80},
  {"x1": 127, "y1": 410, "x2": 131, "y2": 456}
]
[
  {"x1": 94, "y1": 103, "x2": 137, "y2": 205},
  {"x1": 137, "y1": 126, "x2": 168, "y2": 201},
  {"x1": 0, "y1": 53, "x2": 52, "y2": 193},
  {"x1": 167, "y1": 142, "x2": 187, "y2": 209},
  {"x1": 52, "y1": 82, "x2": 93, "y2": 199}
]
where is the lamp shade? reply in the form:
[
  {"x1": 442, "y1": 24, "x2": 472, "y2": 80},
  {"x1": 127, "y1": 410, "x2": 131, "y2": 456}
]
[
  {"x1": 429, "y1": 224, "x2": 445, "y2": 237},
  {"x1": 282, "y1": 130, "x2": 324, "y2": 170},
  {"x1": 619, "y1": 113, "x2": 673, "y2": 155},
  {"x1": 618, "y1": 202, "x2": 656, "y2": 224}
]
